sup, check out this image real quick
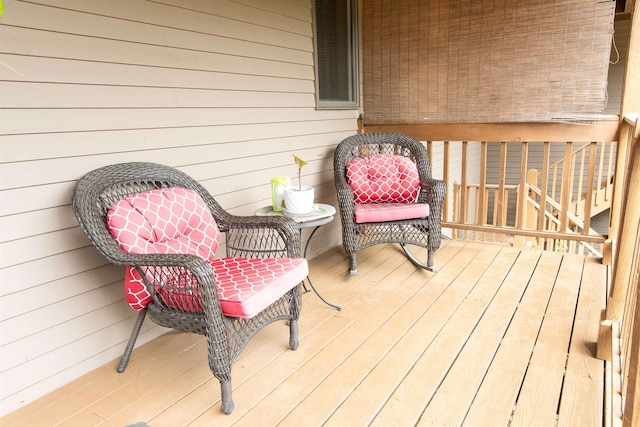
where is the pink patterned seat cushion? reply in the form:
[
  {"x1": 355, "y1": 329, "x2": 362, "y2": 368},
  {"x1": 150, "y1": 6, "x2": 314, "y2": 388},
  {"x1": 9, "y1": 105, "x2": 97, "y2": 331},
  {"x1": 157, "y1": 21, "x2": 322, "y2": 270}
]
[
  {"x1": 353, "y1": 202, "x2": 429, "y2": 224},
  {"x1": 347, "y1": 154, "x2": 429, "y2": 223},
  {"x1": 107, "y1": 188, "x2": 308, "y2": 318}
]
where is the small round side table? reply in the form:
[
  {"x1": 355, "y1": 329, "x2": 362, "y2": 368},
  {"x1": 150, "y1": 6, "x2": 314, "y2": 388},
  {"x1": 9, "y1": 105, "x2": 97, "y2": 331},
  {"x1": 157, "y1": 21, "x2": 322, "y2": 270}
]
[{"x1": 255, "y1": 203, "x2": 341, "y2": 310}]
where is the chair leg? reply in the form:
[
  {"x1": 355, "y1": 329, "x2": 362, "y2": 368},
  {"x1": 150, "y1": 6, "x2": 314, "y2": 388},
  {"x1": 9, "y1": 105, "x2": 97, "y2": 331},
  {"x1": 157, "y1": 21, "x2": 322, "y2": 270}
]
[
  {"x1": 426, "y1": 248, "x2": 439, "y2": 273},
  {"x1": 349, "y1": 255, "x2": 358, "y2": 276},
  {"x1": 400, "y1": 244, "x2": 438, "y2": 273},
  {"x1": 289, "y1": 319, "x2": 299, "y2": 350},
  {"x1": 220, "y1": 380, "x2": 234, "y2": 414},
  {"x1": 117, "y1": 309, "x2": 147, "y2": 373}
]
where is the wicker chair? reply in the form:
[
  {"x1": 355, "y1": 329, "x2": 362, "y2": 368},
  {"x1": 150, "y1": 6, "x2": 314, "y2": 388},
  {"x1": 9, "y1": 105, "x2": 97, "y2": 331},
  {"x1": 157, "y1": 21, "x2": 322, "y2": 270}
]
[
  {"x1": 334, "y1": 132, "x2": 446, "y2": 275},
  {"x1": 71, "y1": 162, "x2": 307, "y2": 415}
]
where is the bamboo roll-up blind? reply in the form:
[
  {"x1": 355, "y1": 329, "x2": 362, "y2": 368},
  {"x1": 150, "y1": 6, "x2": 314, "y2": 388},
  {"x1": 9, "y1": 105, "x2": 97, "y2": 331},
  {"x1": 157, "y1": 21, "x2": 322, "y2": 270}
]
[{"x1": 362, "y1": 0, "x2": 616, "y2": 124}]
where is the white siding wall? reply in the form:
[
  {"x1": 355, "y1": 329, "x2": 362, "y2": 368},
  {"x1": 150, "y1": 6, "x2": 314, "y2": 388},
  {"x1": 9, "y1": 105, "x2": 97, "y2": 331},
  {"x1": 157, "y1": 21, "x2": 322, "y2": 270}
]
[{"x1": 0, "y1": 0, "x2": 358, "y2": 416}]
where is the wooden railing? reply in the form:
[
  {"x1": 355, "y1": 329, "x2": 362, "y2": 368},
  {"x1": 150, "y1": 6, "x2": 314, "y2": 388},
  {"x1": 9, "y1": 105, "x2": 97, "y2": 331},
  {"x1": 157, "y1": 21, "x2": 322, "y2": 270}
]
[
  {"x1": 451, "y1": 182, "x2": 518, "y2": 243},
  {"x1": 597, "y1": 115, "x2": 640, "y2": 427},
  {"x1": 523, "y1": 181, "x2": 603, "y2": 256},
  {"x1": 363, "y1": 120, "x2": 620, "y2": 254},
  {"x1": 364, "y1": 115, "x2": 640, "y2": 425},
  {"x1": 439, "y1": 139, "x2": 616, "y2": 254},
  {"x1": 535, "y1": 141, "x2": 616, "y2": 218}
]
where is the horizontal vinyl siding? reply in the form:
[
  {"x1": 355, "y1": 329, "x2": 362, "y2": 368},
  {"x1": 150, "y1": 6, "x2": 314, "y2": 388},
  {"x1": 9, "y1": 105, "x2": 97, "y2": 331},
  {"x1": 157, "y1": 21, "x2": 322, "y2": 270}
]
[{"x1": 0, "y1": 0, "x2": 358, "y2": 416}]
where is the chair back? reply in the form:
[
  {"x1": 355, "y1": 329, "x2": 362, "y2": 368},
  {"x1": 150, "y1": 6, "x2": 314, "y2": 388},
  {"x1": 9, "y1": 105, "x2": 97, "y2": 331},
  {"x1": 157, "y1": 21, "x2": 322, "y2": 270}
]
[
  {"x1": 346, "y1": 153, "x2": 421, "y2": 204},
  {"x1": 72, "y1": 162, "x2": 229, "y2": 267},
  {"x1": 334, "y1": 132, "x2": 434, "y2": 199}
]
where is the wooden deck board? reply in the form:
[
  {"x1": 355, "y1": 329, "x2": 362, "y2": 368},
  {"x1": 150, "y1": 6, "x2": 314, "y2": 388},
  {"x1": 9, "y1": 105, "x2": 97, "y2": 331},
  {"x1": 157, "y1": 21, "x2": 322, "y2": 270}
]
[
  {"x1": 1, "y1": 241, "x2": 608, "y2": 427},
  {"x1": 463, "y1": 250, "x2": 562, "y2": 426},
  {"x1": 419, "y1": 247, "x2": 538, "y2": 426},
  {"x1": 510, "y1": 253, "x2": 585, "y2": 426},
  {"x1": 557, "y1": 258, "x2": 608, "y2": 426},
  {"x1": 369, "y1": 244, "x2": 504, "y2": 426}
]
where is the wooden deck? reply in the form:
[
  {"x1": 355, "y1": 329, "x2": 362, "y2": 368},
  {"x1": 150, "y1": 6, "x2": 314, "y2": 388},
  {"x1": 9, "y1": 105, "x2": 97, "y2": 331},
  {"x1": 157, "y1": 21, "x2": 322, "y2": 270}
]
[{"x1": 2, "y1": 240, "x2": 608, "y2": 426}]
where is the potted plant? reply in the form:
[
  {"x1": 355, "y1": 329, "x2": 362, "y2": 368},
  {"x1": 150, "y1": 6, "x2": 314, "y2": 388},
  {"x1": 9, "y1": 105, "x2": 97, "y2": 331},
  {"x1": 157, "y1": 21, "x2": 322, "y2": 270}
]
[{"x1": 283, "y1": 155, "x2": 315, "y2": 215}]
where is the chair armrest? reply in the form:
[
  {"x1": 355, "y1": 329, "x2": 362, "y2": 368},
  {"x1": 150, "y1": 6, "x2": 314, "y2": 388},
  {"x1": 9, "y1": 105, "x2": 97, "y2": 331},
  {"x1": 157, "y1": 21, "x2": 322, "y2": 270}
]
[
  {"x1": 217, "y1": 214, "x2": 302, "y2": 258},
  {"x1": 335, "y1": 185, "x2": 356, "y2": 225},
  {"x1": 420, "y1": 177, "x2": 446, "y2": 249},
  {"x1": 106, "y1": 251, "x2": 227, "y2": 319},
  {"x1": 420, "y1": 177, "x2": 446, "y2": 214}
]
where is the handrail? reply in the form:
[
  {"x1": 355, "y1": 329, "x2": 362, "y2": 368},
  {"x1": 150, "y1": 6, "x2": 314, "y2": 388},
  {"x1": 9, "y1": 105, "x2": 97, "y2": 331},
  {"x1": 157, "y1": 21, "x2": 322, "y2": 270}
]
[
  {"x1": 526, "y1": 183, "x2": 602, "y2": 236},
  {"x1": 536, "y1": 142, "x2": 591, "y2": 202},
  {"x1": 431, "y1": 129, "x2": 615, "y2": 253},
  {"x1": 525, "y1": 185, "x2": 603, "y2": 256}
]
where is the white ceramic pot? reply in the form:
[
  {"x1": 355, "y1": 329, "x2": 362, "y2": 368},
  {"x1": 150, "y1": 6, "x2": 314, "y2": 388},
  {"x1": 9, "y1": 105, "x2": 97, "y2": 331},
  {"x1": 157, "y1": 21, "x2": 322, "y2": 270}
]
[{"x1": 283, "y1": 186, "x2": 315, "y2": 215}]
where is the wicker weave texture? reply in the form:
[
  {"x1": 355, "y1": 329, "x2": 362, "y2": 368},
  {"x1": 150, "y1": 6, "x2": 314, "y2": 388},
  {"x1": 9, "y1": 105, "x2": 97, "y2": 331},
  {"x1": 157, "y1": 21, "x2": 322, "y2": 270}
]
[
  {"x1": 334, "y1": 133, "x2": 446, "y2": 273},
  {"x1": 71, "y1": 162, "x2": 303, "y2": 414}
]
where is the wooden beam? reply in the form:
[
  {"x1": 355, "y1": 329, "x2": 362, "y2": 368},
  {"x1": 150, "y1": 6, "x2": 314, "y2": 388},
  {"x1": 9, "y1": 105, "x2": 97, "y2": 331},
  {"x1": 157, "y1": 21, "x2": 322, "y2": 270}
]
[
  {"x1": 623, "y1": 265, "x2": 640, "y2": 427},
  {"x1": 607, "y1": 129, "x2": 640, "y2": 322},
  {"x1": 363, "y1": 121, "x2": 619, "y2": 142},
  {"x1": 620, "y1": 0, "x2": 640, "y2": 118},
  {"x1": 440, "y1": 222, "x2": 607, "y2": 244}
]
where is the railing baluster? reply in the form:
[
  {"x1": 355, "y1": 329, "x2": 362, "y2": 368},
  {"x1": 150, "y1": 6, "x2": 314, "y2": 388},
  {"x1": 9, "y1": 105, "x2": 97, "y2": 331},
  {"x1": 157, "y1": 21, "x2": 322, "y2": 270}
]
[
  {"x1": 514, "y1": 142, "x2": 529, "y2": 247},
  {"x1": 443, "y1": 141, "x2": 450, "y2": 224},
  {"x1": 596, "y1": 141, "x2": 606, "y2": 208},
  {"x1": 569, "y1": 144, "x2": 577, "y2": 216},
  {"x1": 606, "y1": 141, "x2": 615, "y2": 203},
  {"x1": 583, "y1": 141, "x2": 598, "y2": 235},
  {"x1": 537, "y1": 142, "x2": 551, "y2": 248},
  {"x1": 478, "y1": 141, "x2": 487, "y2": 228},
  {"x1": 559, "y1": 142, "x2": 573, "y2": 233},
  {"x1": 496, "y1": 142, "x2": 507, "y2": 229},
  {"x1": 577, "y1": 147, "x2": 586, "y2": 217},
  {"x1": 461, "y1": 141, "x2": 468, "y2": 239}
]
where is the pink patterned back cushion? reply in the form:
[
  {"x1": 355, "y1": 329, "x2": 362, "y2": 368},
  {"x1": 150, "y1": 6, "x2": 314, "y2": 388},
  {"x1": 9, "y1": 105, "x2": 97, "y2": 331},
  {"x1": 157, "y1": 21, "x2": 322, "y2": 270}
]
[
  {"x1": 107, "y1": 188, "x2": 220, "y2": 311},
  {"x1": 346, "y1": 154, "x2": 420, "y2": 204}
]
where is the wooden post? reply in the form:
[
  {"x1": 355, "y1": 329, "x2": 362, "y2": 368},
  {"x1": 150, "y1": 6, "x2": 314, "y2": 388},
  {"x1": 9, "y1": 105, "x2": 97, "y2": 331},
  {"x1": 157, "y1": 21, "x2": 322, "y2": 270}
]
[
  {"x1": 606, "y1": 133, "x2": 640, "y2": 323},
  {"x1": 623, "y1": 267, "x2": 640, "y2": 427},
  {"x1": 609, "y1": 120, "x2": 633, "y2": 247}
]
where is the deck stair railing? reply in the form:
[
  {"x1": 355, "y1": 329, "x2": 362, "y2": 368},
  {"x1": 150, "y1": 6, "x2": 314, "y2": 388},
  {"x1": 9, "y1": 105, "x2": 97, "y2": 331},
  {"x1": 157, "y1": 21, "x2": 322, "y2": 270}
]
[
  {"x1": 535, "y1": 141, "x2": 615, "y2": 221},
  {"x1": 441, "y1": 133, "x2": 617, "y2": 256},
  {"x1": 522, "y1": 179, "x2": 604, "y2": 256},
  {"x1": 452, "y1": 177, "x2": 605, "y2": 255}
]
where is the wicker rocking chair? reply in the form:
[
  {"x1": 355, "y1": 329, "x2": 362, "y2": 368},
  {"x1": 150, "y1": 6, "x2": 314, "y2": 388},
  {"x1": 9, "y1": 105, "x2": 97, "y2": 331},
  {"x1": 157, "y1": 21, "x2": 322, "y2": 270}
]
[
  {"x1": 72, "y1": 162, "x2": 307, "y2": 414},
  {"x1": 334, "y1": 132, "x2": 446, "y2": 275}
]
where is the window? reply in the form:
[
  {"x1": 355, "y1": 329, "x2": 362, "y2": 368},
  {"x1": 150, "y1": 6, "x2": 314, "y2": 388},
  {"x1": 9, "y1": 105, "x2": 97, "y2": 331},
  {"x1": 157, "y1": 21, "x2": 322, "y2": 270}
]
[{"x1": 314, "y1": 0, "x2": 359, "y2": 109}]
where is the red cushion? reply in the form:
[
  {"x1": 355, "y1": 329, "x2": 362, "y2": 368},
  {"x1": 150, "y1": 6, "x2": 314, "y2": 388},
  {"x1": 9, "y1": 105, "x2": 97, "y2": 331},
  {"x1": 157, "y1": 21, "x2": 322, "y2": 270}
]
[
  {"x1": 107, "y1": 187, "x2": 220, "y2": 262},
  {"x1": 107, "y1": 188, "x2": 219, "y2": 311},
  {"x1": 354, "y1": 202, "x2": 430, "y2": 223},
  {"x1": 347, "y1": 154, "x2": 420, "y2": 204},
  {"x1": 212, "y1": 257, "x2": 308, "y2": 318},
  {"x1": 107, "y1": 188, "x2": 307, "y2": 318},
  {"x1": 142, "y1": 257, "x2": 309, "y2": 318}
]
